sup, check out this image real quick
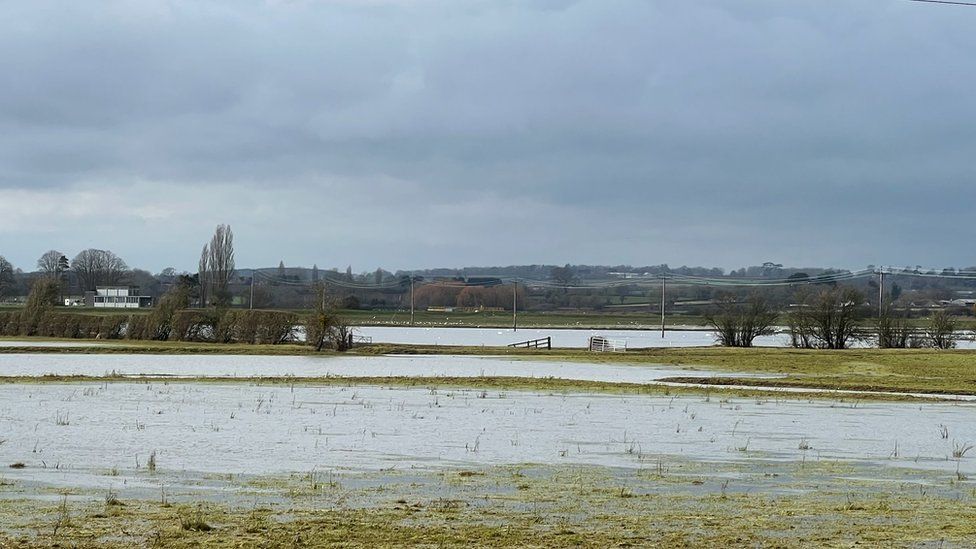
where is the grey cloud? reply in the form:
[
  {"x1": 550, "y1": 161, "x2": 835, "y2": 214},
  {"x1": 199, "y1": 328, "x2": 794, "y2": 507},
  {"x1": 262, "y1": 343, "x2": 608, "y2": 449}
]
[{"x1": 0, "y1": 0, "x2": 974, "y2": 271}]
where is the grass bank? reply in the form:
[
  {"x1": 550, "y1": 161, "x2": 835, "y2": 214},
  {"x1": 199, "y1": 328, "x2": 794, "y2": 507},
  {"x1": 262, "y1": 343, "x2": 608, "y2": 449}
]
[
  {"x1": 0, "y1": 374, "x2": 928, "y2": 402},
  {"x1": 619, "y1": 347, "x2": 976, "y2": 396}
]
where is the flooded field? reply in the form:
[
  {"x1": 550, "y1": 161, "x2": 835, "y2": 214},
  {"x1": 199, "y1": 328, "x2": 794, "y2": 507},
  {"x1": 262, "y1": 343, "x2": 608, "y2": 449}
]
[
  {"x1": 3, "y1": 359, "x2": 976, "y2": 546},
  {"x1": 0, "y1": 353, "x2": 724, "y2": 383},
  {"x1": 1, "y1": 348, "x2": 974, "y2": 546},
  {"x1": 2, "y1": 382, "x2": 975, "y2": 488},
  {"x1": 356, "y1": 326, "x2": 771, "y2": 348},
  {"x1": 356, "y1": 326, "x2": 976, "y2": 349},
  {"x1": 2, "y1": 325, "x2": 973, "y2": 350}
]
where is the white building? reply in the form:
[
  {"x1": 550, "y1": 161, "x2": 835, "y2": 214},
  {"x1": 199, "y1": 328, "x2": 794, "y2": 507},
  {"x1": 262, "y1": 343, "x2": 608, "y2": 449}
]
[{"x1": 90, "y1": 287, "x2": 152, "y2": 309}]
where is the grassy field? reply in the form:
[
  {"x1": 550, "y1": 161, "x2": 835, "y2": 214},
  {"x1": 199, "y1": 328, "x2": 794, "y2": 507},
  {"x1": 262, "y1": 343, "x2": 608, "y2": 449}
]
[
  {"x1": 3, "y1": 340, "x2": 976, "y2": 546},
  {"x1": 619, "y1": 347, "x2": 976, "y2": 396}
]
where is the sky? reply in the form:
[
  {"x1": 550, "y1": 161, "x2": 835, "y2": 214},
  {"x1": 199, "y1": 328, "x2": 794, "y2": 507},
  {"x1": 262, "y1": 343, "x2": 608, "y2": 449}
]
[{"x1": 1, "y1": 0, "x2": 974, "y2": 274}]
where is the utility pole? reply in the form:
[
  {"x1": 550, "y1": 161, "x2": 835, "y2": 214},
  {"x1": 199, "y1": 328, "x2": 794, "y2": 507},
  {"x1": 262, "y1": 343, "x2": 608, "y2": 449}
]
[
  {"x1": 410, "y1": 277, "x2": 415, "y2": 326},
  {"x1": 249, "y1": 275, "x2": 254, "y2": 310},
  {"x1": 878, "y1": 267, "x2": 884, "y2": 318},
  {"x1": 660, "y1": 275, "x2": 667, "y2": 338},
  {"x1": 512, "y1": 282, "x2": 518, "y2": 332}
]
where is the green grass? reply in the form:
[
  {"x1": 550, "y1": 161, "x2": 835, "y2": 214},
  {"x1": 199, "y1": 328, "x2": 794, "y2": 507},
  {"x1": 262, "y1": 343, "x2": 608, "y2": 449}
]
[{"x1": 617, "y1": 347, "x2": 976, "y2": 395}]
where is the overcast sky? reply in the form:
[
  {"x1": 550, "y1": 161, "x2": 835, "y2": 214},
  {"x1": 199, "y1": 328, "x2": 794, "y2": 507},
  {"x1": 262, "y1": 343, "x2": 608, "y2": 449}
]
[{"x1": 1, "y1": 0, "x2": 974, "y2": 274}]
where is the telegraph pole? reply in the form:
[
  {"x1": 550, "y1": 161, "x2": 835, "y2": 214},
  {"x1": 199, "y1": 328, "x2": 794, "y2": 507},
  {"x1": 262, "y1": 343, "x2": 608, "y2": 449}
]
[
  {"x1": 878, "y1": 267, "x2": 885, "y2": 318},
  {"x1": 249, "y1": 275, "x2": 254, "y2": 310},
  {"x1": 410, "y1": 277, "x2": 415, "y2": 326},
  {"x1": 512, "y1": 282, "x2": 518, "y2": 332},
  {"x1": 660, "y1": 275, "x2": 666, "y2": 338}
]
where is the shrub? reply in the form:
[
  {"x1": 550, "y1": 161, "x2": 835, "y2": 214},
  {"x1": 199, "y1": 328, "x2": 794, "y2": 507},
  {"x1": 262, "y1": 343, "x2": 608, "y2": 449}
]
[{"x1": 170, "y1": 310, "x2": 215, "y2": 342}]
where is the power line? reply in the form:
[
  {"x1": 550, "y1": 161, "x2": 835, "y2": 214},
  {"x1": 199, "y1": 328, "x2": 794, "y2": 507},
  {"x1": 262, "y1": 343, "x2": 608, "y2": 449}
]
[{"x1": 909, "y1": 0, "x2": 976, "y2": 6}]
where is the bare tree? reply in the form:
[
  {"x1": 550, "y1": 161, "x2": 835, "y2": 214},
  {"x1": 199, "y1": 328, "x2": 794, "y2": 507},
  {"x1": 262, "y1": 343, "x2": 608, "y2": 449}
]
[
  {"x1": 306, "y1": 283, "x2": 352, "y2": 352},
  {"x1": 70, "y1": 249, "x2": 128, "y2": 291},
  {"x1": 198, "y1": 244, "x2": 210, "y2": 307},
  {"x1": 926, "y1": 309, "x2": 958, "y2": 349},
  {"x1": 71, "y1": 250, "x2": 99, "y2": 291},
  {"x1": 788, "y1": 287, "x2": 865, "y2": 349},
  {"x1": 100, "y1": 251, "x2": 127, "y2": 286},
  {"x1": 704, "y1": 293, "x2": 778, "y2": 347},
  {"x1": 876, "y1": 307, "x2": 921, "y2": 349},
  {"x1": 37, "y1": 250, "x2": 69, "y2": 302},
  {"x1": 199, "y1": 225, "x2": 235, "y2": 307},
  {"x1": 0, "y1": 256, "x2": 15, "y2": 300},
  {"x1": 37, "y1": 250, "x2": 68, "y2": 279}
]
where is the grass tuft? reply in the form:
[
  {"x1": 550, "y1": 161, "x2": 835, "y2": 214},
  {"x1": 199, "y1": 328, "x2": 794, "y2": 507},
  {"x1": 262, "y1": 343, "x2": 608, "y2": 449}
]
[
  {"x1": 179, "y1": 508, "x2": 213, "y2": 532},
  {"x1": 951, "y1": 441, "x2": 973, "y2": 459}
]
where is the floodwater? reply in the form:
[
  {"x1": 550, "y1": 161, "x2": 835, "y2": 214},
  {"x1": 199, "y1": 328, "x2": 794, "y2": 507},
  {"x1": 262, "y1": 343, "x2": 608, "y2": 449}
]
[
  {"x1": 1, "y1": 382, "x2": 975, "y2": 493},
  {"x1": 356, "y1": 326, "x2": 773, "y2": 348},
  {"x1": 355, "y1": 326, "x2": 976, "y2": 349},
  {"x1": 0, "y1": 353, "x2": 728, "y2": 384},
  {"x1": 2, "y1": 325, "x2": 973, "y2": 350}
]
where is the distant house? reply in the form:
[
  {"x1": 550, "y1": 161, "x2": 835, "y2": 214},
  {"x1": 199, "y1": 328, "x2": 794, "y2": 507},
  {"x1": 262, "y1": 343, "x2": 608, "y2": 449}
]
[{"x1": 88, "y1": 287, "x2": 153, "y2": 309}]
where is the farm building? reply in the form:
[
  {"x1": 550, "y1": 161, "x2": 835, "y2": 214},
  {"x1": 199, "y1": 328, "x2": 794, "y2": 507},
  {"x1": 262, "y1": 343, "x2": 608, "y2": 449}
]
[{"x1": 87, "y1": 287, "x2": 153, "y2": 309}]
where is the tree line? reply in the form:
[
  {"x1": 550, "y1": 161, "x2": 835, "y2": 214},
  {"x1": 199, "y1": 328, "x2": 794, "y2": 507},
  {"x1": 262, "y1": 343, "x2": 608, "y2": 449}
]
[
  {"x1": 704, "y1": 287, "x2": 962, "y2": 350},
  {"x1": 0, "y1": 275, "x2": 352, "y2": 351},
  {"x1": 3, "y1": 231, "x2": 975, "y2": 318}
]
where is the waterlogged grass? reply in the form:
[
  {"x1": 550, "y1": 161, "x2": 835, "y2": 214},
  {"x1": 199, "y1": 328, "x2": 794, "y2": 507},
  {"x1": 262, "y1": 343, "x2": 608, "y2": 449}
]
[
  {"x1": 369, "y1": 346, "x2": 976, "y2": 396},
  {"x1": 2, "y1": 462, "x2": 976, "y2": 547},
  {"x1": 0, "y1": 374, "x2": 958, "y2": 403},
  {"x1": 621, "y1": 347, "x2": 976, "y2": 396},
  {"x1": 0, "y1": 374, "x2": 810, "y2": 402}
]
